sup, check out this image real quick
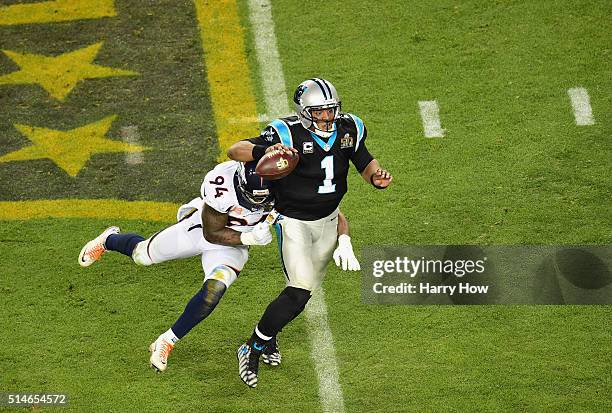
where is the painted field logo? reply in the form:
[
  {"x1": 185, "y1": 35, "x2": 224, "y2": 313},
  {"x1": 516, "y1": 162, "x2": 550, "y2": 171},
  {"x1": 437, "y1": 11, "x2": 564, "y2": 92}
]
[{"x1": 0, "y1": 0, "x2": 216, "y2": 212}]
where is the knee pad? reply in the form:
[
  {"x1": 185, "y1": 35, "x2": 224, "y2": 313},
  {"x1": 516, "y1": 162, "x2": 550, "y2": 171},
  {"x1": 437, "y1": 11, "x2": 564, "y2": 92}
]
[
  {"x1": 132, "y1": 240, "x2": 154, "y2": 266},
  {"x1": 204, "y1": 265, "x2": 238, "y2": 288},
  {"x1": 198, "y1": 279, "x2": 227, "y2": 317}
]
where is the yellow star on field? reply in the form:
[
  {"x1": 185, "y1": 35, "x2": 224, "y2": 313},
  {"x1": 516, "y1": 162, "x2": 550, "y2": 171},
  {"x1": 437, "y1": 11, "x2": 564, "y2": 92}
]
[
  {"x1": 0, "y1": 42, "x2": 137, "y2": 101},
  {"x1": 0, "y1": 115, "x2": 149, "y2": 177}
]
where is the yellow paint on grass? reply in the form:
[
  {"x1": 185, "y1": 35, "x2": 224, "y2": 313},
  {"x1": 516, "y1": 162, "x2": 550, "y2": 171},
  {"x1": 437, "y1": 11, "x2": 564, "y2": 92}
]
[
  {"x1": 0, "y1": 42, "x2": 138, "y2": 101},
  {"x1": 0, "y1": 115, "x2": 148, "y2": 177},
  {"x1": 193, "y1": 0, "x2": 260, "y2": 162},
  {"x1": 0, "y1": 0, "x2": 116, "y2": 25},
  {"x1": 0, "y1": 199, "x2": 178, "y2": 222}
]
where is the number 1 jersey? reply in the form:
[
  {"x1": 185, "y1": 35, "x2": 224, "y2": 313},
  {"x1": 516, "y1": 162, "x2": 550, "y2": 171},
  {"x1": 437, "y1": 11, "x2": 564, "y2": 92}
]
[{"x1": 248, "y1": 113, "x2": 373, "y2": 220}]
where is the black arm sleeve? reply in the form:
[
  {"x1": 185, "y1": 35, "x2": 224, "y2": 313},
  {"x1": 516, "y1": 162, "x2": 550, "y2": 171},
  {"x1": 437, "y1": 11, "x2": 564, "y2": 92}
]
[{"x1": 247, "y1": 126, "x2": 280, "y2": 146}]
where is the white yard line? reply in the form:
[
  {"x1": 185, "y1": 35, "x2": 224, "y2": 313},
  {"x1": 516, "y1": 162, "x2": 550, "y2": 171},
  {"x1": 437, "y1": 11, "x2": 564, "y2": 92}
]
[
  {"x1": 567, "y1": 87, "x2": 595, "y2": 126},
  {"x1": 247, "y1": 0, "x2": 291, "y2": 120},
  {"x1": 228, "y1": 113, "x2": 293, "y2": 124},
  {"x1": 304, "y1": 289, "x2": 346, "y2": 413},
  {"x1": 418, "y1": 100, "x2": 445, "y2": 138},
  {"x1": 119, "y1": 125, "x2": 144, "y2": 164},
  {"x1": 247, "y1": 1, "x2": 346, "y2": 412}
]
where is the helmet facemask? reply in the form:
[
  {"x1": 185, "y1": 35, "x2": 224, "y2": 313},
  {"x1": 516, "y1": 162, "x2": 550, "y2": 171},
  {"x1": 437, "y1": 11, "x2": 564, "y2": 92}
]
[{"x1": 301, "y1": 104, "x2": 341, "y2": 138}]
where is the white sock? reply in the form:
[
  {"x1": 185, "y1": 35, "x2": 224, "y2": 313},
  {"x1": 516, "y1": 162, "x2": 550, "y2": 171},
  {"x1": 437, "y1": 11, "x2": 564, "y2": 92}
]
[{"x1": 160, "y1": 329, "x2": 179, "y2": 345}]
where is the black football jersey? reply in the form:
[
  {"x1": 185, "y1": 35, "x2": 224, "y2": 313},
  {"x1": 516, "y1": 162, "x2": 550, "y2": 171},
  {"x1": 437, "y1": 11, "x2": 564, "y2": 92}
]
[{"x1": 248, "y1": 113, "x2": 374, "y2": 220}]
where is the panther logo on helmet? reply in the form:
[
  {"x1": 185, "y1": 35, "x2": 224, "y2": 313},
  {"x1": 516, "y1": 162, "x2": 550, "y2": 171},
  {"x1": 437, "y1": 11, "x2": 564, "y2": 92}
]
[{"x1": 293, "y1": 84, "x2": 308, "y2": 104}]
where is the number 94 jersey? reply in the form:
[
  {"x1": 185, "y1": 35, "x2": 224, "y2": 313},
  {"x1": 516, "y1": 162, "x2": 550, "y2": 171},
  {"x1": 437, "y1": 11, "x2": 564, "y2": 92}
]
[
  {"x1": 200, "y1": 161, "x2": 269, "y2": 232},
  {"x1": 248, "y1": 113, "x2": 374, "y2": 220}
]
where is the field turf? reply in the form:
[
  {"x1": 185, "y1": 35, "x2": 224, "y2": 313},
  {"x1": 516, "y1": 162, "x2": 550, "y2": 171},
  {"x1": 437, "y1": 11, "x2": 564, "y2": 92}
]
[{"x1": 1, "y1": 0, "x2": 610, "y2": 412}]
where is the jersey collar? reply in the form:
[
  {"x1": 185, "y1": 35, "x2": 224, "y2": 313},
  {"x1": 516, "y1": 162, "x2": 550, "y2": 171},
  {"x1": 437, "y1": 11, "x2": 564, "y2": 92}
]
[{"x1": 308, "y1": 130, "x2": 337, "y2": 152}]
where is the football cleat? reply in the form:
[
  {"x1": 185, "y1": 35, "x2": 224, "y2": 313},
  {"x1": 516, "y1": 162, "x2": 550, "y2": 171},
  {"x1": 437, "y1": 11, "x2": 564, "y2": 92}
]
[
  {"x1": 149, "y1": 338, "x2": 174, "y2": 372},
  {"x1": 262, "y1": 336, "x2": 281, "y2": 366},
  {"x1": 237, "y1": 342, "x2": 263, "y2": 388},
  {"x1": 78, "y1": 226, "x2": 120, "y2": 267}
]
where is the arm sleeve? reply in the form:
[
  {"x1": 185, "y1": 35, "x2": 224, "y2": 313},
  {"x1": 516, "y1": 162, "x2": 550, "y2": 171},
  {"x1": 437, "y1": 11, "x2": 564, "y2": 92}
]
[
  {"x1": 246, "y1": 126, "x2": 281, "y2": 146},
  {"x1": 351, "y1": 123, "x2": 374, "y2": 173}
]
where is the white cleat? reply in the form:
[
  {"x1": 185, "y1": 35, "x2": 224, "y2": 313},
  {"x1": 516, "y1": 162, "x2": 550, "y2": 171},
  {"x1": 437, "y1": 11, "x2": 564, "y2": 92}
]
[
  {"x1": 149, "y1": 338, "x2": 174, "y2": 372},
  {"x1": 78, "y1": 226, "x2": 120, "y2": 267}
]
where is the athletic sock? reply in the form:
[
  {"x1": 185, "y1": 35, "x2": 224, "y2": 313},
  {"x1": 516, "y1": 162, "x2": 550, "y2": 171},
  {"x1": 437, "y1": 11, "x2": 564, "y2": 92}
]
[
  {"x1": 253, "y1": 287, "x2": 311, "y2": 341},
  {"x1": 248, "y1": 325, "x2": 272, "y2": 351},
  {"x1": 171, "y1": 279, "x2": 227, "y2": 339},
  {"x1": 160, "y1": 328, "x2": 179, "y2": 345},
  {"x1": 105, "y1": 233, "x2": 145, "y2": 257}
]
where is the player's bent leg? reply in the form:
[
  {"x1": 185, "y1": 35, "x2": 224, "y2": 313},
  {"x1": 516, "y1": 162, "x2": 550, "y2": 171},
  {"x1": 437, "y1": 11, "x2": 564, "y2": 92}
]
[
  {"x1": 132, "y1": 240, "x2": 155, "y2": 266},
  {"x1": 170, "y1": 274, "x2": 231, "y2": 338},
  {"x1": 105, "y1": 232, "x2": 146, "y2": 258},
  {"x1": 237, "y1": 287, "x2": 311, "y2": 387},
  {"x1": 257, "y1": 287, "x2": 312, "y2": 338},
  {"x1": 78, "y1": 226, "x2": 121, "y2": 267},
  {"x1": 134, "y1": 218, "x2": 202, "y2": 266},
  {"x1": 149, "y1": 265, "x2": 237, "y2": 372}
]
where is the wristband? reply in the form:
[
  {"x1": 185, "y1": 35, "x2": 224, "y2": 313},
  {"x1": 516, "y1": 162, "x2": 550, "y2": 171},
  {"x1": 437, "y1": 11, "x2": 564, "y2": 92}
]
[
  {"x1": 251, "y1": 145, "x2": 267, "y2": 161},
  {"x1": 370, "y1": 172, "x2": 387, "y2": 190}
]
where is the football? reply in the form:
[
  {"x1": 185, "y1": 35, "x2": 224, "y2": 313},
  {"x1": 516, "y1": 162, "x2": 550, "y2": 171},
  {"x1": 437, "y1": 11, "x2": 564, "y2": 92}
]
[{"x1": 255, "y1": 150, "x2": 299, "y2": 180}]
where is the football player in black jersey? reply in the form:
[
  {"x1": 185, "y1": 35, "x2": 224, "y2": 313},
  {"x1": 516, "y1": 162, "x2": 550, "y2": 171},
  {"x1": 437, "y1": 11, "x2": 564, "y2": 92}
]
[{"x1": 228, "y1": 78, "x2": 392, "y2": 387}]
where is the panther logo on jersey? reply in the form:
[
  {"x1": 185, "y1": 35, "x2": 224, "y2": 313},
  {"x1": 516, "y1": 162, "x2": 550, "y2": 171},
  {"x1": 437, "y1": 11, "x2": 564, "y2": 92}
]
[{"x1": 262, "y1": 128, "x2": 275, "y2": 142}]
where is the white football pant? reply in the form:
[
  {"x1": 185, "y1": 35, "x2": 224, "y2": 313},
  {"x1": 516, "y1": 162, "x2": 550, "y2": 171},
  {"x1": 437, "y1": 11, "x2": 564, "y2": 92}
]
[
  {"x1": 274, "y1": 209, "x2": 339, "y2": 291},
  {"x1": 131, "y1": 206, "x2": 248, "y2": 287}
]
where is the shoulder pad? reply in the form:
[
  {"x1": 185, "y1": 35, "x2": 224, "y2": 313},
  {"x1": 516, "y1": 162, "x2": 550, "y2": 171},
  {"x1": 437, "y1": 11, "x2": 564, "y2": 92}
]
[
  {"x1": 267, "y1": 118, "x2": 294, "y2": 148},
  {"x1": 346, "y1": 113, "x2": 365, "y2": 150}
]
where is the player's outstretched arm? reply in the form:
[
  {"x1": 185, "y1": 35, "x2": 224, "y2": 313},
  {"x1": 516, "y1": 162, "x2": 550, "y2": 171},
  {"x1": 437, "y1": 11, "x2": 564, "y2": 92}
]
[
  {"x1": 202, "y1": 204, "x2": 272, "y2": 246},
  {"x1": 360, "y1": 159, "x2": 393, "y2": 189},
  {"x1": 202, "y1": 204, "x2": 243, "y2": 245},
  {"x1": 227, "y1": 141, "x2": 256, "y2": 162},
  {"x1": 227, "y1": 141, "x2": 298, "y2": 162}
]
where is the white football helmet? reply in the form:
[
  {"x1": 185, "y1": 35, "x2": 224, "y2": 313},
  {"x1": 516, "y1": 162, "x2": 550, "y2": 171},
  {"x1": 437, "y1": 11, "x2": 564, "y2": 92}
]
[{"x1": 293, "y1": 78, "x2": 341, "y2": 138}]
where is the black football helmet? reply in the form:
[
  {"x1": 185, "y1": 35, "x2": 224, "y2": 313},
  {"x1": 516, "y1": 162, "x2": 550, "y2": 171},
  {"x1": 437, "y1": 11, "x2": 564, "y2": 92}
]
[{"x1": 234, "y1": 161, "x2": 274, "y2": 209}]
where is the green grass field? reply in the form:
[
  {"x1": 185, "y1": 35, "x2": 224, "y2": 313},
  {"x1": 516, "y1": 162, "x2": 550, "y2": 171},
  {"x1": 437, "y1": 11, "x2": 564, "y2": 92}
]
[{"x1": 1, "y1": 0, "x2": 610, "y2": 412}]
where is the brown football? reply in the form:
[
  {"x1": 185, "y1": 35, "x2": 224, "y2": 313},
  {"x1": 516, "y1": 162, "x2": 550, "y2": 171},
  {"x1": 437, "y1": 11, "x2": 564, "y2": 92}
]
[{"x1": 255, "y1": 150, "x2": 299, "y2": 180}]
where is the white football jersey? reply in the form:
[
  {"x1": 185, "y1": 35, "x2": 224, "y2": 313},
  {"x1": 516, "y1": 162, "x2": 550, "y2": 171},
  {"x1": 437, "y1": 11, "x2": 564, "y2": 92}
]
[{"x1": 200, "y1": 161, "x2": 269, "y2": 233}]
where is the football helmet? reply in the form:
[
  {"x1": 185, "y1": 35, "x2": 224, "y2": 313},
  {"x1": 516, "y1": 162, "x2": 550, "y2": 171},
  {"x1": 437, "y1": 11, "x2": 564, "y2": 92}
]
[
  {"x1": 293, "y1": 78, "x2": 341, "y2": 138},
  {"x1": 235, "y1": 161, "x2": 273, "y2": 209}
]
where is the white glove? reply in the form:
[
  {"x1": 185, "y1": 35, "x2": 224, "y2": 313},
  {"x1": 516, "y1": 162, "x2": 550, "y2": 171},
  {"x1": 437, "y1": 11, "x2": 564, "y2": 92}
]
[
  {"x1": 240, "y1": 223, "x2": 272, "y2": 246},
  {"x1": 333, "y1": 234, "x2": 360, "y2": 271}
]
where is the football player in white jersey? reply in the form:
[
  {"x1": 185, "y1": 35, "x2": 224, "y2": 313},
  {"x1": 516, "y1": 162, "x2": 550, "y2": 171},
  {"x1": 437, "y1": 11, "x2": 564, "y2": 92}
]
[{"x1": 78, "y1": 160, "x2": 359, "y2": 372}]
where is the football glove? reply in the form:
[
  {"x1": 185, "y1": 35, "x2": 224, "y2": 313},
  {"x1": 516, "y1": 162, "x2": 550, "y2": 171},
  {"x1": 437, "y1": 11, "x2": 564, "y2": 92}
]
[
  {"x1": 240, "y1": 223, "x2": 272, "y2": 246},
  {"x1": 333, "y1": 234, "x2": 360, "y2": 271}
]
